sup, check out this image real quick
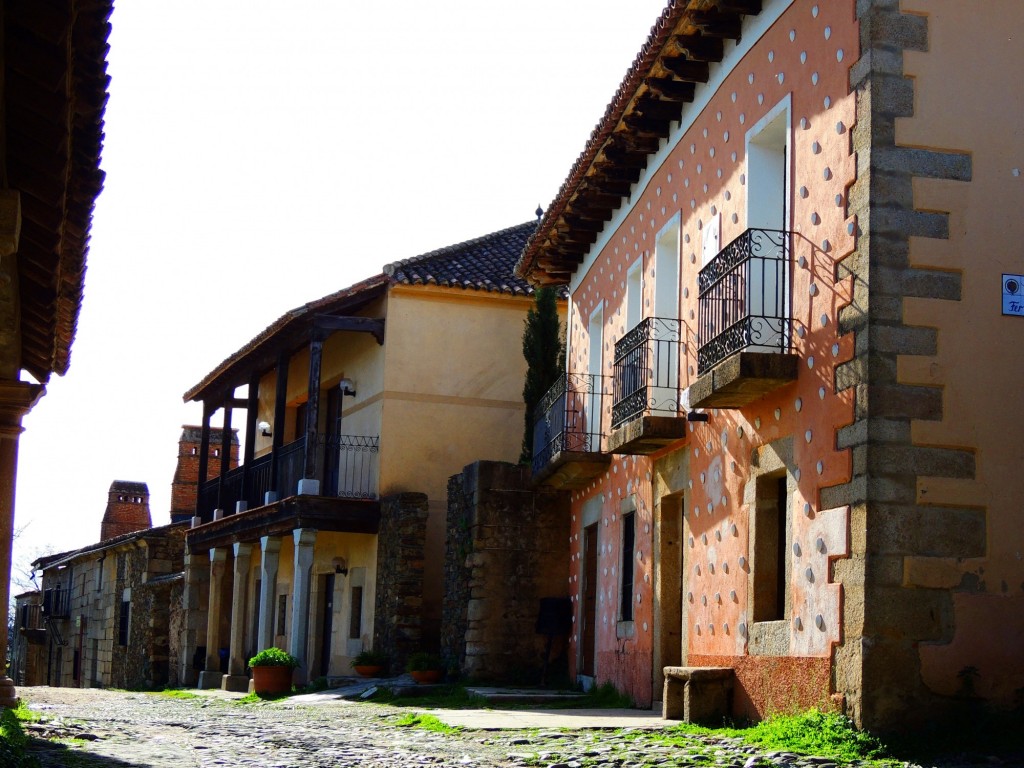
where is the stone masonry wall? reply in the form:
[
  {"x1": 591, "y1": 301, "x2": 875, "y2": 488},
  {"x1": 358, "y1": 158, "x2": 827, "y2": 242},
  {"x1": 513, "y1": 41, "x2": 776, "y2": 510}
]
[
  {"x1": 374, "y1": 492, "x2": 429, "y2": 673},
  {"x1": 442, "y1": 461, "x2": 570, "y2": 684},
  {"x1": 831, "y1": 0, "x2": 977, "y2": 731}
]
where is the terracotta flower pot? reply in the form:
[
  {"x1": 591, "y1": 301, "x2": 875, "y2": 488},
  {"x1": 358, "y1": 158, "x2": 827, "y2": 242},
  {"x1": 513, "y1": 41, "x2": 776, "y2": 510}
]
[
  {"x1": 353, "y1": 665, "x2": 383, "y2": 678},
  {"x1": 251, "y1": 665, "x2": 294, "y2": 695},
  {"x1": 410, "y1": 669, "x2": 443, "y2": 684}
]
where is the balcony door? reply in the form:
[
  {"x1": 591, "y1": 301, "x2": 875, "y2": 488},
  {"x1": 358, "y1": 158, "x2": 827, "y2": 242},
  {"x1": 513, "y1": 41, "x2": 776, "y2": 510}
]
[
  {"x1": 585, "y1": 306, "x2": 603, "y2": 442},
  {"x1": 745, "y1": 99, "x2": 790, "y2": 352},
  {"x1": 652, "y1": 222, "x2": 680, "y2": 411}
]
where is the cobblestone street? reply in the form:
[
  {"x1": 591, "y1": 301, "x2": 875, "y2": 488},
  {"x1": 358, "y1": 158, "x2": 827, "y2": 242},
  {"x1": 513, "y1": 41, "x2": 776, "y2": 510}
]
[{"x1": 15, "y1": 686, "x2": 1013, "y2": 768}]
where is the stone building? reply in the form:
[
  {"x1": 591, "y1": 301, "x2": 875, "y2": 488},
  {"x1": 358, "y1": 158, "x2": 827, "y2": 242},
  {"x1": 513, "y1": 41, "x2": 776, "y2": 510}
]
[
  {"x1": 10, "y1": 590, "x2": 45, "y2": 687},
  {"x1": 0, "y1": 0, "x2": 111, "y2": 706},
  {"x1": 33, "y1": 485, "x2": 186, "y2": 689},
  {"x1": 516, "y1": 0, "x2": 1024, "y2": 731},
  {"x1": 180, "y1": 222, "x2": 558, "y2": 691},
  {"x1": 28, "y1": 427, "x2": 233, "y2": 689}
]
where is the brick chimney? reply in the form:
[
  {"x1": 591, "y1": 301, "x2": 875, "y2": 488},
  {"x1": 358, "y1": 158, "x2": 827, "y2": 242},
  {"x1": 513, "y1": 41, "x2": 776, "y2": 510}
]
[
  {"x1": 170, "y1": 425, "x2": 239, "y2": 523},
  {"x1": 101, "y1": 481, "x2": 152, "y2": 540}
]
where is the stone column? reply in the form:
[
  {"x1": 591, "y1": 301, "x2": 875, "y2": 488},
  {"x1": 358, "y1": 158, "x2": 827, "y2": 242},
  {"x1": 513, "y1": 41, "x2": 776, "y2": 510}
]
[
  {"x1": 198, "y1": 547, "x2": 227, "y2": 688},
  {"x1": 257, "y1": 536, "x2": 281, "y2": 651},
  {"x1": 180, "y1": 548, "x2": 210, "y2": 687},
  {"x1": 289, "y1": 528, "x2": 316, "y2": 683},
  {"x1": 222, "y1": 542, "x2": 253, "y2": 691},
  {"x1": 0, "y1": 380, "x2": 43, "y2": 707}
]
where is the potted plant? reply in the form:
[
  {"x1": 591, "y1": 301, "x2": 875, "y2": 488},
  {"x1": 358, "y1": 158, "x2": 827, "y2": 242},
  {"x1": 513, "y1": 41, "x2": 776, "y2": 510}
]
[
  {"x1": 248, "y1": 647, "x2": 299, "y2": 695},
  {"x1": 350, "y1": 649, "x2": 389, "y2": 678},
  {"x1": 406, "y1": 652, "x2": 444, "y2": 684}
]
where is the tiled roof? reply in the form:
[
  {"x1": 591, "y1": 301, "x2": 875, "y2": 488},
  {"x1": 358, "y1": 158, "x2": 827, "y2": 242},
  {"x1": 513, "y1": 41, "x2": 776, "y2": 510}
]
[
  {"x1": 384, "y1": 221, "x2": 540, "y2": 296},
  {"x1": 185, "y1": 221, "x2": 565, "y2": 403},
  {"x1": 32, "y1": 522, "x2": 186, "y2": 571}
]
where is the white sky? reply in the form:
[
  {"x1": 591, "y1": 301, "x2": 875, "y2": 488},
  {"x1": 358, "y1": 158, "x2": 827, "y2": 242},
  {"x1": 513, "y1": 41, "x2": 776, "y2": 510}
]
[{"x1": 12, "y1": 0, "x2": 668, "y2": 578}]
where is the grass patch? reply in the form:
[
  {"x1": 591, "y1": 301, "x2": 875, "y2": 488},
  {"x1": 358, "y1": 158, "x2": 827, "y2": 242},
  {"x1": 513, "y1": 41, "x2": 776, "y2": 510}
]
[
  {"x1": 392, "y1": 713, "x2": 461, "y2": 734},
  {"x1": 150, "y1": 689, "x2": 200, "y2": 700},
  {"x1": 740, "y1": 710, "x2": 890, "y2": 762},
  {"x1": 1, "y1": 705, "x2": 39, "y2": 767},
  {"x1": 616, "y1": 709, "x2": 894, "y2": 765},
  {"x1": 580, "y1": 681, "x2": 632, "y2": 709}
]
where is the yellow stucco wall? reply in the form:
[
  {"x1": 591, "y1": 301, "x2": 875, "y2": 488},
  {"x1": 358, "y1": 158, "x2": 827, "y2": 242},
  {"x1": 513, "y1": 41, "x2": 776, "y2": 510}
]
[{"x1": 895, "y1": 0, "x2": 1024, "y2": 704}]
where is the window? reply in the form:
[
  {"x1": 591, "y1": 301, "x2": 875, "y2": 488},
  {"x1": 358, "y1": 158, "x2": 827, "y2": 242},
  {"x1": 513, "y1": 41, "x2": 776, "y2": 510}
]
[
  {"x1": 620, "y1": 511, "x2": 636, "y2": 622},
  {"x1": 277, "y1": 594, "x2": 287, "y2": 636},
  {"x1": 752, "y1": 472, "x2": 788, "y2": 622},
  {"x1": 118, "y1": 597, "x2": 130, "y2": 646},
  {"x1": 349, "y1": 586, "x2": 363, "y2": 640}
]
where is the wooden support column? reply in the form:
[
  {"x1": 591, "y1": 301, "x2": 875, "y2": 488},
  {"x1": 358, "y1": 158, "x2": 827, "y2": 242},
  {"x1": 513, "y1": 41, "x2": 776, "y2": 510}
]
[
  {"x1": 269, "y1": 353, "x2": 289, "y2": 496},
  {"x1": 196, "y1": 401, "x2": 213, "y2": 520},
  {"x1": 303, "y1": 332, "x2": 324, "y2": 481},
  {"x1": 241, "y1": 374, "x2": 259, "y2": 504}
]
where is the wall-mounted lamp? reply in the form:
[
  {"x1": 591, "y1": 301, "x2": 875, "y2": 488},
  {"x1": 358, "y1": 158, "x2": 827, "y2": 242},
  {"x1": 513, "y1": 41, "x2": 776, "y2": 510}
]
[
  {"x1": 258, "y1": 420, "x2": 272, "y2": 437},
  {"x1": 338, "y1": 378, "x2": 356, "y2": 398},
  {"x1": 333, "y1": 557, "x2": 349, "y2": 576}
]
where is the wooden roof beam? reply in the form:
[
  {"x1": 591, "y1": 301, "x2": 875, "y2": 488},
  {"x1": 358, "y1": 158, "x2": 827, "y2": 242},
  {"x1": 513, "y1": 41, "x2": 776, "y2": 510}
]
[
  {"x1": 690, "y1": 9, "x2": 743, "y2": 39},
  {"x1": 634, "y1": 97, "x2": 684, "y2": 122},
  {"x1": 670, "y1": 34, "x2": 724, "y2": 63},
  {"x1": 644, "y1": 77, "x2": 696, "y2": 102},
  {"x1": 590, "y1": 162, "x2": 643, "y2": 184},
  {"x1": 661, "y1": 56, "x2": 711, "y2": 83},
  {"x1": 716, "y1": 0, "x2": 762, "y2": 15}
]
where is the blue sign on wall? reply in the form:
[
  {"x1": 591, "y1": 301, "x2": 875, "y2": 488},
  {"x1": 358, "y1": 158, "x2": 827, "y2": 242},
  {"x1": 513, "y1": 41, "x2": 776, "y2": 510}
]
[{"x1": 1003, "y1": 274, "x2": 1024, "y2": 317}]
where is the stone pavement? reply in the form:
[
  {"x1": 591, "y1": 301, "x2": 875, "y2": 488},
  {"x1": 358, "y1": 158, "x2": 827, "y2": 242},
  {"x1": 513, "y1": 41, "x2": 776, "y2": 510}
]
[{"x1": 15, "y1": 686, "x2": 1009, "y2": 768}]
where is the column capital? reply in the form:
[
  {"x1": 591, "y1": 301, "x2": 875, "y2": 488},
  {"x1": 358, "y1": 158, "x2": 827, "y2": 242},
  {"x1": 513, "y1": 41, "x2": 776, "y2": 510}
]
[
  {"x1": 293, "y1": 528, "x2": 317, "y2": 547},
  {"x1": 260, "y1": 535, "x2": 282, "y2": 553},
  {"x1": 0, "y1": 381, "x2": 44, "y2": 436},
  {"x1": 209, "y1": 547, "x2": 228, "y2": 562},
  {"x1": 233, "y1": 541, "x2": 253, "y2": 559}
]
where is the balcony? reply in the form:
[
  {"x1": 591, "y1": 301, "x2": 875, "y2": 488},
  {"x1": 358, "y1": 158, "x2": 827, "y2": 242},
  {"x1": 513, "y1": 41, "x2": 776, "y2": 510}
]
[
  {"x1": 607, "y1": 317, "x2": 688, "y2": 454},
  {"x1": 691, "y1": 228, "x2": 798, "y2": 408},
  {"x1": 42, "y1": 587, "x2": 69, "y2": 619},
  {"x1": 531, "y1": 372, "x2": 610, "y2": 489},
  {"x1": 196, "y1": 434, "x2": 379, "y2": 518}
]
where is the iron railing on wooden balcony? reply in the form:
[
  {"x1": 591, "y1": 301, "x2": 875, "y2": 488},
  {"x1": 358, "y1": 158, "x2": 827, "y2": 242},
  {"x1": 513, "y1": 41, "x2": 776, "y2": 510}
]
[
  {"x1": 532, "y1": 372, "x2": 607, "y2": 475},
  {"x1": 319, "y1": 434, "x2": 379, "y2": 500},
  {"x1": 697, "y1": 228, "x2": 792, "y2": 375},
  {"x1": 611, "y1": 317, "x2": 683, "y2": 429}
]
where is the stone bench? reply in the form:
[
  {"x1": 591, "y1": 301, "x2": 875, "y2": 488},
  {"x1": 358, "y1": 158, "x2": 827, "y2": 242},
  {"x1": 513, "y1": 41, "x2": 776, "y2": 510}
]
[{"x1": 662, "y1": 666, "x2": 734, "y2": 723}]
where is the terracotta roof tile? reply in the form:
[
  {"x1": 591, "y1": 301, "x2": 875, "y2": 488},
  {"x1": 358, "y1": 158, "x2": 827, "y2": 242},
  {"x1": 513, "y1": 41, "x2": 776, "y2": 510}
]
[{"x1": 384, "y1": 221, "x2": 540, "y2": 296}]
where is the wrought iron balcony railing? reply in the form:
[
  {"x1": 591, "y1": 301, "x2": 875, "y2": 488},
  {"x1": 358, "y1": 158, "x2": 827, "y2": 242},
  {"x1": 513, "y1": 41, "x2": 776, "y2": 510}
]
[
  {"x1": 319, "y1": 434, "x2": 379, "y2": 500},
  {"x1": 611, "y1": 317, "x2": 683, "y2": 429},
  {"x1": 532, "y1": 372, "x2": 607, "y2": 475},
  {"x1": 697, "y1": 228, "x2": 792, "y2": 375}
]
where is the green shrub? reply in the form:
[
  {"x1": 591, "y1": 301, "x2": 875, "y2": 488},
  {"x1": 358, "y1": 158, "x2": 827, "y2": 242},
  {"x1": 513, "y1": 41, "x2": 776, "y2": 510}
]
[
  {"x1": 351, "y1": 649, "x2": 389, "y2": 668},
  {"x1": 248, "y1": 647, "x2": 299, "y2": 668},
  {"x1": 406, "y1": 652, "x2": 443, "y2": 672}
]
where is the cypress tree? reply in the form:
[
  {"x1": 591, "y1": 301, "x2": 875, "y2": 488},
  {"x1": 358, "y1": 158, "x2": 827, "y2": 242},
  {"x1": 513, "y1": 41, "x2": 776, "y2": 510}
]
[{"x1": 520, "y1": 286, "x2": 563, "y2": 463}]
